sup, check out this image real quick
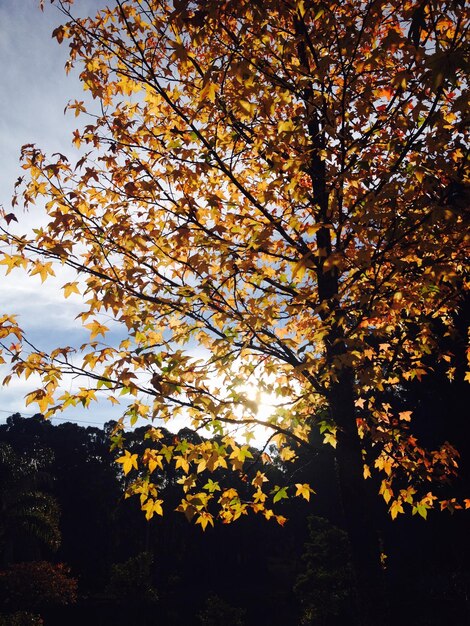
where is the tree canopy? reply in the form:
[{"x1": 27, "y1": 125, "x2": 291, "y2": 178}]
[{"x1": 0, "y1": 1, "x2": 468, "y2": 622}]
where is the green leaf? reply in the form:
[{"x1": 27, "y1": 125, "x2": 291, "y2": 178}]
[{"x1": 272, "y1": 486, "x2": 288, "y2": 504}]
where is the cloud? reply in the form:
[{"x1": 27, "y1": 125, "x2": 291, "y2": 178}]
[{"x1": 0, "y1": 0, "x2": 112, "y2": 421}]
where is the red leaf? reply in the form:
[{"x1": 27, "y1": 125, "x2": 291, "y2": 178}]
[{"x1": 4, "y1": 213, "x2": 18, "y2": 225}]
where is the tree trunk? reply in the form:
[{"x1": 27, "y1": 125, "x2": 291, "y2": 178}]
[
  {"x1": 296, "y1": 17, "x2": 389, "y2": 617},
  {"x1": 330, "y1": 367, "x2": 389, "y2": 626}
]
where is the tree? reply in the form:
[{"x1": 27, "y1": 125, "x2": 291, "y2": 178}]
[
  {"x1": 198, "y1": 595, "x2": 245, "y2": 626},
  {"x1": 0, "y1": 415, "x2": 121, "y2": 587},
  {"x1": 294, "y1": 516, "x2": 354, "y2": 625},
  {"x1": 0, "y1": 612, "x2": 43, "y2": 626},
  {"x1": 0, "y1": 561, "x2": 77, "y2": 612},
  {"x1": 0, "y1": 441, "x2": 60, "y2": 565},
  {"x1": 0, "y1": 1, "x2": 468, "y2": 623},
  {"x1": 105, "y1": 552, "x2": 158, "y2": 606}
]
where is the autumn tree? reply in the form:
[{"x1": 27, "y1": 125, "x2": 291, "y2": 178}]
[
  {"x1": 0, "y1": 561, "x2": 77, "y2": 613},
  {"x1": 1, "y1": 0, "x2": 469, "y2": 623}
]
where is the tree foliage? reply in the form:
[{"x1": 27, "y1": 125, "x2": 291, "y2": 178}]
[
  {"x1": 198, "y1": 595, "x2": 246, "y2": 626},
  {"x1": 105, "y1": 552, "x2": 158, "y2": 605},
  {"x1": 294, "y1": 516, "x2": 354, "y2": 625},
  {"x1": 0, "y1": 561, "x2": 77, "y2": 611},
  {"x1": 0, "y1": 441, "x2": 60, "y2": 564},
  {"x1": 0, "y1": 612, "x2": 44, "y2": 626},
  {"x1": 0, "y1": 1, "x2": 468, "y2": 620}
]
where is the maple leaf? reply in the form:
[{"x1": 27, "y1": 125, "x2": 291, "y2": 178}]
[
  {"x1": 195, "y1": 512, "x2": 214, "y2": 531},
  {"x1": 62, "y1": 282, "x2": 81, "y2": 298},
  {"x1": 252, "y1": 471, "x2": 268, "y2": 488},
  {"x1": 323, "y1": 432, "x2": 337, "y2": 449},
  {"x1": 399, "y1": 411, "x2": 412, "y2": 422},
  {"x1": 116, "y1": 450, "x2": 138, "y2": 475},
  {"x1": 52, "y1": 25, "x2": 66, "y2": 44},
  {"x1": 203, "y1": 478, "x2": 220, "y2": 493},
  {"x1": 142, "y1": 449, "x2": 163, "y2": 474},
  {"x1": 84, "y1": 320, "x2": 109, "y2": 340},
  {"x1": 141, "y1": 498, "x2": 163, "y2": 520},
  {"x1": 175, "y1": 455, "x2": 190, "y2": 474},
  {"x1": 3, "y1": 213, "x2": 18, "y2": 225},
  {"x1": 279, "y1": 446, "x2": 297, "y2": 461},
  {"x1": 295, "y1": 483, "x2": 315, "y2": 502},
  {"x1": 272, "y1": 486, "x2": 288, "y2": 504},
  {"x1": 390, "y1": 500, "x2": 405, "y2": 520},
  {"x1": 30, "y1": 261, "x2": 55, "y2": 283}
]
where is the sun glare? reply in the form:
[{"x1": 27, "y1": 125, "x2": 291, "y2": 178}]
[{"x1": 227, "y1": 381, "x2": 284, "y2": 448}]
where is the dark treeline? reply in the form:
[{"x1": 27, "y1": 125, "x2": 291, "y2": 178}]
[{"x1": 0, "y1": 361, "x2": 469, "y2": 626}]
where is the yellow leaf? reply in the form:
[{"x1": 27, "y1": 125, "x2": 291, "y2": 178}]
[
  {"x1": 143, "y1": 449, "x2": 163, "y2": 474},
  {"x1": 295, "y1": 483, "x2": 315, "y2": 501},
  {"x1": 253, "y1": 489, "x2": 267, "y2": 503},
  {"x1": 116, "y1": 450, "x2": 138, "y2": 475},
  {"x1": 379, "y1": 480, "x2": 393, "y2": 504},
  {"x1": 390, "y1": 500, "x2": 404, "y2": 520},
  {"x1": 200, "y1": 80, "x2": 217, "y2": 103},
  {"x1": 296, "y1": 0, "x2": 306, "y2": 17},
  {"x1": 84, "y1": 320, "x2": 109, "y2": 340},
  {"x1": 278, "y1": 119, "x2": 295, "y2": 133},
  {"x1": 118, "y1": 74, "x2": 141, "y2": 96},
  {"x1": 30, "y1": 261, "x2": 55, "y2": 283},
  {"x1": 292, "y1": 252, "x2": 313, "y2": 282},
  {"x1": 142, "y1": 498, "x2": 163, "y2": 520},
  {"x1": 279, "y1": 447, "x2": 296, "y2": 461},
  {"x1": 323, "y1": 431, "x2": 337, "y2": 448},
  {"x1": 63, "y1": 282, "x2": 81, "y2": 298},
  {"x1": 197, "y1": 458, "x2": 207, "y2": 473},
  {"x1": 414, "y1": 170, "x2": 425, "y2": 184},
  {"x1": 375, "y1": 455, "x2": 393, "y2": 477},
  {"x1": 195, "y1": 512, "x2": 214, "y2": 531},
  {"x1": 175, "y1": 455, "x2": 190, "y2": 473},
  {"x1": 238, "y1": 99, "x2": 255, "y2": 116}
]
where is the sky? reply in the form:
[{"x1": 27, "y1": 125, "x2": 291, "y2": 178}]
[{"x1": 0, "y1": 0, "x2": 124, "y2": 427}]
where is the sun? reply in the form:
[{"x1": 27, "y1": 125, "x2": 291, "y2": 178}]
[{"x1": 227, "y1": 381, "x2": 284, "y2": 448}]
